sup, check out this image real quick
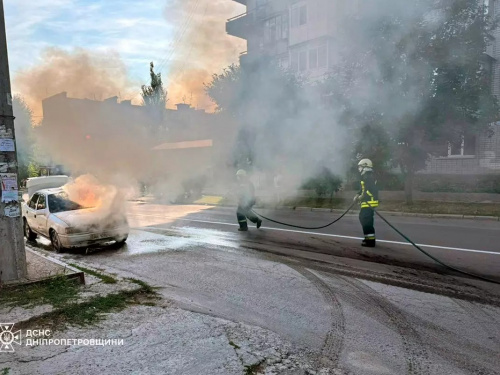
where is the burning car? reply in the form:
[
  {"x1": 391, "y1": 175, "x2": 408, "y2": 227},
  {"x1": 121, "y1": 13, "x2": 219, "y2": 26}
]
[{"x1": 22, "y1": 177, "x2": 129, "y2": 252}]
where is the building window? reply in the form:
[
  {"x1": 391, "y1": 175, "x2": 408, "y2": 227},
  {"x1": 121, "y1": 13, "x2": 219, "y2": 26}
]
[
  {"x1": 291, "y1": 50, "x2": 298, "y2": 71},
  {"x1": 264, "y1": 14, "x2": 289, "y2": 44},
  {"x1": 308, "y1": 45, "x2": 328, "y2": 69},
  {"x1": 448, "y1": 134, "x2": 476, "y2": 156},
  {"x1": 318, "y1": 45, "x2": 327, "y2": 68},
  {"x1": 291, "y1": 4, "x2": 307, "y2": 28},
  {"x1": 292, "y1": 44, "x2": 328, "y2": 72},
  {"x1": 300, "y1": 5, "x2": 307, "y2": 25},
  {"x1": 290, "y1": 50, "x2": 308, "y2": 72},
  {"x1": 299, "y1": 51, "x2": 307, "y2": 72},
  {"x1": 309, "y1": 49, "x2": 318, "y2": 69}
]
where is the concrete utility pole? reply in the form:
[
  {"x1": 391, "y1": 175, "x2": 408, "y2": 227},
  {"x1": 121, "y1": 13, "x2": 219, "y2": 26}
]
[{"x1": 0, "y1": 0, "x2": 27, "y2": 283}]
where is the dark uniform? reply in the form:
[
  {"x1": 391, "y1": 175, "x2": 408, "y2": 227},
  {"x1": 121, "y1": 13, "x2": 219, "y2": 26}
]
[
  {"x1": 357, "y1": 170, "x2": 379, "y2": 246},
  {"x1": 237, "y1": 180, "x2": 261, "y2": 231}
]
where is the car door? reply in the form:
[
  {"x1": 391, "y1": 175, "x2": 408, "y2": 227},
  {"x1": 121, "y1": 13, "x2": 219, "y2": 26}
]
[
  {"x1": 25, "y1": 193, "x2": 39, "y2": 232},
  {"x1": 34, "y1": 193, "x2": 49, "y2": 236}
]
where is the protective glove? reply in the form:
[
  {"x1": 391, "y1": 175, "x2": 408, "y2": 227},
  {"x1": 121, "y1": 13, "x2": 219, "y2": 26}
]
[{"x1": 353, "y1": 195, "x2": 360, "y2": 203}]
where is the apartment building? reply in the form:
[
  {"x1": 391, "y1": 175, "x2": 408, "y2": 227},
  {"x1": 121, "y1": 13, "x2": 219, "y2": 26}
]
[
  {"x1": 227, "y1": 0, "x2": 354, "y2": 79},
  {"x1": 226, "y1": 0, "x2": 500, "y2": 175}
]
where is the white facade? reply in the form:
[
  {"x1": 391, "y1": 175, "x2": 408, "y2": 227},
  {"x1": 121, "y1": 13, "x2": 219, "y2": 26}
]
[{"x1": 228, "y1": 0, "x2": 342, "y2": 80}]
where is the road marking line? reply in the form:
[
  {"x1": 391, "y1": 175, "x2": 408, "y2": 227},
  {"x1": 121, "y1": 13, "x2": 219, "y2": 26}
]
[{"x1": 130, "y1": 216, "x2": 500, "y2": 256}]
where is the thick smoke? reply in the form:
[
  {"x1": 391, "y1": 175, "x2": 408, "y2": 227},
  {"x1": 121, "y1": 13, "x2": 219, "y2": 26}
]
[
  {"x1": 11, "y1": 0, "x2": 478, "y2": 211},
  {"x1": 14, "y1": 47, "x2": 137, "y2": 118},
  {"x1": 163, "y1": 0, "x2": 246, "y2": 110},
  {"x1": 62, "y1": 174, "x2": 130, "y2": 228},
  {"x1": 211, "y1": 0, "x2": 461, "y2": 198}
]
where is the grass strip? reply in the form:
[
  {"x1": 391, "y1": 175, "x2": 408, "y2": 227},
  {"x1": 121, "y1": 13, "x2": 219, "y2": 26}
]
[
  {"x1": 68, "y1": 264, "x2": 117, "y2": 284},
  {"x1": 0, "y1": 277, "x2": 78, "y2": 309},
  {"x1": 16, "y1": 281, "x2": 157, "y2": 332}
]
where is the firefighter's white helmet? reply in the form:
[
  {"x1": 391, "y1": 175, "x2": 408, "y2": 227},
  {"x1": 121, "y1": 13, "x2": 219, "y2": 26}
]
[
  {"x1": 358, "y1": 159, "x2": 373, "y2": 169},
  {"x1": 236, "y1": 169, "x2": 247, "y2": 177}
]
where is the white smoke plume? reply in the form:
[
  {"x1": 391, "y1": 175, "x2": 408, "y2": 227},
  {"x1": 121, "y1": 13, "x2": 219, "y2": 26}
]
[
  {"x1": 162, "y1": 0, "x2": 246, "y2": 111},
  {"x1": 13, "y1": 47, "x2": 138, "y2": 118}
]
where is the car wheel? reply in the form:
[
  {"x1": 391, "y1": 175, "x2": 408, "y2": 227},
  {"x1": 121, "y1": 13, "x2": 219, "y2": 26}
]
[
  {"x1": 115, "y1": 235, "x2": 128, "y2": 245},
  {"x1": 50, "y1": 230, "x2": 64, "y2": 253},
  {"x1": 24, "y1": 219, "x2": 37, "y2": 241}
]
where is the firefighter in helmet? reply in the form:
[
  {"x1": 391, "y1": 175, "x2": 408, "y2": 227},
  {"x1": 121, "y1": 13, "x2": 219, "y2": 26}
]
[
  {"x1": 236, "y1": 169, "x2": 262, "y2": 231},
  {"x1": 354, "y1": 159, "x2": 379, "y2": 247}
]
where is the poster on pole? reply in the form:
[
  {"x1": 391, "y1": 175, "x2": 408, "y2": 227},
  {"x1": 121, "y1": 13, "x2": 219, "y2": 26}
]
[
  {"x1": 1, "y1": 173, "x2": 18, "y2": 191},
  {"x1": 0, "y1": 154, "x2": 17, "y2": 173},
  {"x1": 4, "y1": 201, "x2": 20, "y2": 217},
  {"x1": 0, "y1": 172, "x2": 19, "y2": 204},
  {"x1": 1, "y1": 190, "x2": 18, "y2": 203},
  {"x1": 0, "y1": 138, "x2": 15, "y2": 152},
  {"x1": 0, "y1": 125, "x2": 13, "y2": 139}
]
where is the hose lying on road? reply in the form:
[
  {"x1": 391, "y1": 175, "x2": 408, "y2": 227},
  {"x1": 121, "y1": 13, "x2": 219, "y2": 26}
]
[
  {"x1": 371, "y1": 207, "x2": 500, "y2": 285},
  {"x1": 253, "y1": 201, "x2": 500, "y2": 285},
  {"x1": 251, "y1": 201, "x2": 356, "y2": 230}
]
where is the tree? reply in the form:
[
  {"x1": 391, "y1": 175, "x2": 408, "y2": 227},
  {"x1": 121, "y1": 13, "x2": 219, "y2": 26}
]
[
  {"x1": 141, "y1": 62, "x2": 168, "y2": 134},
  {"x1": 302, "y1": 167, "x2": 343, "y2": 203},
  {"x1": 12, "y1": 96, "x2": 36, "y2": 181},
  {"x1": 141, "y1": 62, "x2": 168, "y2": 109},
  {"x1": 323, "y1": 0, "x2": 499, "y2": 203}
]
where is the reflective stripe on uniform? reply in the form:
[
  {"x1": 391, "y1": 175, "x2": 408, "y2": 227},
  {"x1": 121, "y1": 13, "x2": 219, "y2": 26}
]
[{"x1": 360, "y1": 181, "x2": 379, "y2": 208}]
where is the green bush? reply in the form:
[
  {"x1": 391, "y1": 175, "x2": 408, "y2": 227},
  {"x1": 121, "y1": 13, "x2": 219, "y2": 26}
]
[
  {"x1": 375, "y1": 172, "x2": 405, "y2": 191},
  {"x1": 346, "y1": 171, "x2": 404, "y2": 191},
  {"x1": 347, "y1": 173, "x2": 500, "y2": 193},
  {"x1": 302, "y1": 168, "x2": 343, "y2": 199}
]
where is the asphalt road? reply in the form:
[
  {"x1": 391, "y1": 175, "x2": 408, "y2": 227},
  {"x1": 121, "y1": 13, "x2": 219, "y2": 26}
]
[
  {"x1": 126, "y1": 203, "x2": 500, "y2": 280},
  {"x1": 26, "y1": 202, "x2": 500, "y2": 374}
]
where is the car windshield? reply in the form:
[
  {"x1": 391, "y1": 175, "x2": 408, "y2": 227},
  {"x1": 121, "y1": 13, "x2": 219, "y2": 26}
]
[{"x1": 48, "y1": 193, "x2": 85, "y2": 213}]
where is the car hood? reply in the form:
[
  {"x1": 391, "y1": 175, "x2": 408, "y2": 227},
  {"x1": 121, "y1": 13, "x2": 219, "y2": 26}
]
[{"x1": 52, "y1": 209, "x2": 127, "y2": 228}]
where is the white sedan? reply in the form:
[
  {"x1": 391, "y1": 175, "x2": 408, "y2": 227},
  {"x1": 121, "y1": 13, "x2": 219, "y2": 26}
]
[{"x1": 22, "y1": 187, "x2": 129, "y2": 252}]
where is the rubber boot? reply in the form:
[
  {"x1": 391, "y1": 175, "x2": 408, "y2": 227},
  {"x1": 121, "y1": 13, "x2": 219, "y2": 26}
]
[
  {"x1": 361, "y1": 239, "x2": 376, "y2": 247},
  {"x1": 256, "y1": 219, "x2": 262, "y2": 229},
  {"x1": 238, "y1": 224, "x2": 248, "y2": 232}
]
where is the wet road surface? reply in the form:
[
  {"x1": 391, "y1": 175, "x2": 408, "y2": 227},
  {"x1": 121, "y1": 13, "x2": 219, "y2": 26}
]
[
  {"x1": 26, "y1": 202, "x2": 500, "y2": 374},
  {"x1": 126, "y1": 203, "x2": 500, "y2": 280}
]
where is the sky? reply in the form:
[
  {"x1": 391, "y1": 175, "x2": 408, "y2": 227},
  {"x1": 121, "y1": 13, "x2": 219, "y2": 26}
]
[{"x1": 3, "y1": 0, "x2": 245, "y2": 113}]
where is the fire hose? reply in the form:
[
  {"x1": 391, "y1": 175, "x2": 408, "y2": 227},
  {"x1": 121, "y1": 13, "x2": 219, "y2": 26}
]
[
  {"x1": 251, "y1": 202, "x2": 500, "y2": 285},
  {"x1": 251, "y1": 201, "x2": 356, "y2": 230}
]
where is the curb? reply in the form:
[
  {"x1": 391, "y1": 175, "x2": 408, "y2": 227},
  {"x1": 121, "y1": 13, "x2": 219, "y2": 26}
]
[
  {"x1": 290, "y1": 207, "x2": 499, "y2": 221},
  {"x1": 27, "y1": 248, "x2": 86, "y2": 285},
  {"x1": 3, "y1": 248, "x2": 85, "y2": 288}
]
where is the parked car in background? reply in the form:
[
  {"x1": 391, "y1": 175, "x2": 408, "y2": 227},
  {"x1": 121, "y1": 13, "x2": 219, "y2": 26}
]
[{"x1": 22, "y1": 187, "x2": 129, "y2": 252}]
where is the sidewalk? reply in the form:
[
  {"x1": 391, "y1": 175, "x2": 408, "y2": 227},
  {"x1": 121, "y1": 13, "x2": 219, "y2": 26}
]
[
  {"x1": 0, "y1": 246, "x2": 328, "y2": 375},
  {"x1": 3, "y1": 248, "x2": 84, "y2": 288}
]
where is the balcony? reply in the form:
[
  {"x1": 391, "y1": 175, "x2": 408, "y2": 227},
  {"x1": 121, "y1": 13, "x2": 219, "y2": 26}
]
[
  {"x1": 239, "y1": 51, "x2": 249, "y2": 67},
  {"x1": 226, "y1": 12, "x2": 255, "y2": 39}
]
